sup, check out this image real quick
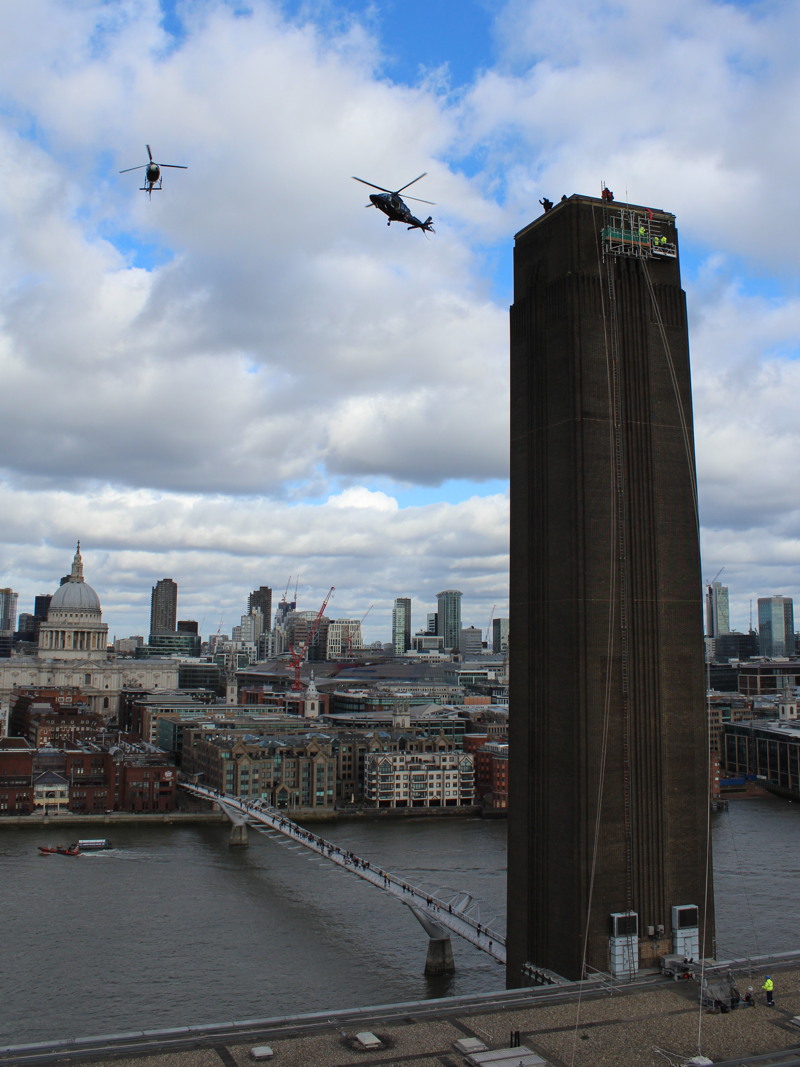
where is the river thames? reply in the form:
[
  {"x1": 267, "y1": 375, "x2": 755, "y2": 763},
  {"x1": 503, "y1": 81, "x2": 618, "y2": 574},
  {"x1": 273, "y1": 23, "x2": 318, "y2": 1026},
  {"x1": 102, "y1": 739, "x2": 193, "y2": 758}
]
[{"x1": 1, "y1": 796, "x2": 797, "y2": 1046}]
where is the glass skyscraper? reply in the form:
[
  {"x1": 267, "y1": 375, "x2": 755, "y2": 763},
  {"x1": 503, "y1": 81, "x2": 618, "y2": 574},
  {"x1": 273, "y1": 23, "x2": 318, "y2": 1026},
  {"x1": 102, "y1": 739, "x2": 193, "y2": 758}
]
[
  {"x1": 705, "y1": 581, "x2": 730, "y2": 637},
  {"x1": 436, "y1": 589, "x2": 462, "y2": 652},
  {"x1": 392, "y1": 597, "x2": 411, "y2": 654},
  {"x1": 758, "y1": 596, "x2": 794, "y2": 657}
]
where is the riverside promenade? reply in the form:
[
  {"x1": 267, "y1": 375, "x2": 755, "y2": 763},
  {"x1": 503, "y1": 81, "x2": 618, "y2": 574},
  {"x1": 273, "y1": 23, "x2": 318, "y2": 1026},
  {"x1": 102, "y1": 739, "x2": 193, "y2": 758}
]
[
  {"x1": 6, "y1": 958, "x2": 800, "y2": 1066},
  {"x1": 0, "y1": 811, "x2": 226, "y2": 827}
]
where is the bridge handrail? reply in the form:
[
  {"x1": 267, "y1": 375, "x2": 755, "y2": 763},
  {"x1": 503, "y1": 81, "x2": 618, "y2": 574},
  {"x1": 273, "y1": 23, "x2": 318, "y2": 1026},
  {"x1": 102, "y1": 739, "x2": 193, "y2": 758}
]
[{"x1": 181, "y1": 782, "x2": 506, "y2": 963}]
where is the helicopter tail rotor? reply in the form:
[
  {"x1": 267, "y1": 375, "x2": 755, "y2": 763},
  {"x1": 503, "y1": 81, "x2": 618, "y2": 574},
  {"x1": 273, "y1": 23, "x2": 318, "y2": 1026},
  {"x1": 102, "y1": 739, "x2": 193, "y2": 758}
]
[{"x1": 408, "y1": 216, "x2": 435, "y2": 234}]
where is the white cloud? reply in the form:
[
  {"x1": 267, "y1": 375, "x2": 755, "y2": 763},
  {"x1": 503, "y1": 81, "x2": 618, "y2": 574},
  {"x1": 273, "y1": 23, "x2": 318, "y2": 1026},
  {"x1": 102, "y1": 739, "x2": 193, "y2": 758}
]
[
  {"x1": 327, "y1": 487, "x2": 399, "y2": 511},
  {"x1": 1, "y1": 0, "x2": 799, "y2": 642},
  {"x1": 0, "y1": 481, "x2": 508, "y2": 640}
]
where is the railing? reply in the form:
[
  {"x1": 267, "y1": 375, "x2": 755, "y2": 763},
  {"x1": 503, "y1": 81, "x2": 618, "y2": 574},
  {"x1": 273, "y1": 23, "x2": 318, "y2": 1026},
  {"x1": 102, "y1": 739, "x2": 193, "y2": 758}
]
[{"x1": 180, "y1": 781, "x2": 506, "y2": 963}]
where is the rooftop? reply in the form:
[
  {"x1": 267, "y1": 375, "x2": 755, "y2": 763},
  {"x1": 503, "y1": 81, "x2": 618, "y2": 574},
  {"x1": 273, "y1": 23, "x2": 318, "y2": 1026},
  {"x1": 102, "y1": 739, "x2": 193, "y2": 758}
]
[{"x1": 8, "y1": 959, "x2": 800, "y2": 1067}]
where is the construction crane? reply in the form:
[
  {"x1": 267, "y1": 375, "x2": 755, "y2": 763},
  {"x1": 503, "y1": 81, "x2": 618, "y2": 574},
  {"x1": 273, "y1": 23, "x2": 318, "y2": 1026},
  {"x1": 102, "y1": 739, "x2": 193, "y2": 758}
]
[
  {"x1": 289, "y1": 586, "x2": 334, "y2": 689},
  {"x1": 485, "y1": 604, "x2": 496, "y2": 647},
  {"x1": 344, "y1": 604, "x2": 374, "y2": 656},
  {"x1": 706, "y1": 566, "x2": 725, "y2": 588}
]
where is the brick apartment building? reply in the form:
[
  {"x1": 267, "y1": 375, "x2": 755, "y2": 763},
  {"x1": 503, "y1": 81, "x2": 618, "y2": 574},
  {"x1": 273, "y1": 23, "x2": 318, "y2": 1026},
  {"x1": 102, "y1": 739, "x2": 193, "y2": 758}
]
[{"x1": 0, "y1": 737, "x2": 177, "y2": 814}]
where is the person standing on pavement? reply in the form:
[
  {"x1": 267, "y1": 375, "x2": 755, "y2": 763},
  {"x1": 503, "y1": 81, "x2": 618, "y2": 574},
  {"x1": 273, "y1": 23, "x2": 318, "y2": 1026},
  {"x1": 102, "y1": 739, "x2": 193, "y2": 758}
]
[{"x1": 762, "y1": 975, "x2": 775, "y2": 1006}]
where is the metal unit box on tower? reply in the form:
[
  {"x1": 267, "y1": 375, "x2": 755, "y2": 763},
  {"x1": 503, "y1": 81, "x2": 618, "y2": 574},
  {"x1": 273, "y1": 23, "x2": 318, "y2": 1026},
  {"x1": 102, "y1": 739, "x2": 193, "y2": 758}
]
[
  {"x1": 609, "y1": 911, "x2": 639, "y2": 979},
  {"x1": 672, "y1": 904, "x2": 700, "y2": 959}
]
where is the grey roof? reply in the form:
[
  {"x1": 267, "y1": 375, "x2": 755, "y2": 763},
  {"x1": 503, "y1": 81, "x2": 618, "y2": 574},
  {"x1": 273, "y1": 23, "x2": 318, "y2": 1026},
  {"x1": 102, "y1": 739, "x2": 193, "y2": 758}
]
[{"x1": 49, "y1": 579, "x2": 101, "y2": 615}]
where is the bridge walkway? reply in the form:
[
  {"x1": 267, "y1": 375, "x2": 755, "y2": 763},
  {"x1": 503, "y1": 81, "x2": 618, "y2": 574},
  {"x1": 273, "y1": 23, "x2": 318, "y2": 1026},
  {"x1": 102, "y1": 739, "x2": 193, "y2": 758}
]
[{"x1": 181, "y1": 783, "x2": 506, "y2": 964}]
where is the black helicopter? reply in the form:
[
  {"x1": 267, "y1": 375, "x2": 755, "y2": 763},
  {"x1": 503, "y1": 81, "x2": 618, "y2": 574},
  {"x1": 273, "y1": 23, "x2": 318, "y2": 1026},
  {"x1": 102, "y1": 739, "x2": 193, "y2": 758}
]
[
  {"x1": 352, "y1": 173, "x2": 435, "y2": 232},
  {"x1": 119, "y1": 145, "x2": 187, "y2": 197}
]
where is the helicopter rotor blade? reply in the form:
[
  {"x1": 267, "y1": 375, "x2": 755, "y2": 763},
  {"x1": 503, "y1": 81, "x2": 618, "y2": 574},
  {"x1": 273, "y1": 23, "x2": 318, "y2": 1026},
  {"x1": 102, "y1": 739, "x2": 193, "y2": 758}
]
[
  {"x1": 402, "y1": 195, "x2": 435, "y2": 205},
  {"x1": 158, "y1": 164, "x2": 188, "y2": 169},
  {"x1": 352, "y1": 176, "x2": 393, "y2": 194},
  {"x1": 119, "y1": 164, "x2": 148, "y2": 173},
  {"x1": 395, "y1": 172, "x2": 427, "y2": 195},
  {"x1": 146, "y1": 144, "x2": 153, "y2": 160}
]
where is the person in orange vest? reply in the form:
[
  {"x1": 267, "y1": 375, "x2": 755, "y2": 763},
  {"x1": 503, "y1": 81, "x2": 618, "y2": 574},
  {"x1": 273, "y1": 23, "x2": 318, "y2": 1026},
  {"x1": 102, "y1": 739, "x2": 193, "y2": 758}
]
[{"x1": 762, "y1": 975, "x2": 775, "y2": 1006}]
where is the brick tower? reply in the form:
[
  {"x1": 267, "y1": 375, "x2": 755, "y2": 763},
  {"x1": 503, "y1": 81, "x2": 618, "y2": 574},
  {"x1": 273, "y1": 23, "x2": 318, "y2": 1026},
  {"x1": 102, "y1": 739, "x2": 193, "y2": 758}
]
[{"x1": 507, "y1": 194, "x2": 714, "y2": 982}]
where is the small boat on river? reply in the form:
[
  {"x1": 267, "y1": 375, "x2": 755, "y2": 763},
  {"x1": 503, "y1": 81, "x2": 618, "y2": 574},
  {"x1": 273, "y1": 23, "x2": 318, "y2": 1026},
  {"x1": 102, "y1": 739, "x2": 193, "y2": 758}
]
[
  {"x1": 73, "y1": 839, "x2": 113, "y2": 851},
  {"x1": 38, "y1": 845, "x2": 81, "y2": 856}
]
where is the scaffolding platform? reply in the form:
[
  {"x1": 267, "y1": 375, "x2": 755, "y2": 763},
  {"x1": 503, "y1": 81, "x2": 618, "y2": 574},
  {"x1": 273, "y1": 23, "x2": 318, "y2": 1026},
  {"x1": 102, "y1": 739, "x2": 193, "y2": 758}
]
[{"x1": 601, "y1": 207, "x2": 676, "y2": 259}]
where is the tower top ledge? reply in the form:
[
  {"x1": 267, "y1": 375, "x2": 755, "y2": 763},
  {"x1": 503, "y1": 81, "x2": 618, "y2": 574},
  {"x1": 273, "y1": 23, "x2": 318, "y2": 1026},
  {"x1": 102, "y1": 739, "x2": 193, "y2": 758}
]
[{"x1": 514, "y1": 193, "x2": 676, "y2": 241}]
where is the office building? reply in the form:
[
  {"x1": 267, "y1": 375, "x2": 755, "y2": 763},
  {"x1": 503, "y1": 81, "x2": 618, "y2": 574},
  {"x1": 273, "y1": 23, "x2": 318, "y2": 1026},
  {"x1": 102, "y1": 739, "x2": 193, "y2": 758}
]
[
  {"x1": 460, "y1": 626, "x2": 483, "y2": 655},
  {"x1": 140, "y1": 632, "x2": 201, "y2": 657},
  {"x1": 758, "y1": 596, "x2": 794, "y2": 658},
  {"x1": 705, "y1": 582, "x2": 730, "y2": 638},
  {"x1": 392, "y1": 597, "x2": 412, "y2": 655},
  {"x1": 436, "y1": 590, "x2": 462, "y2": 652},
  {"x1": 34, "y1": 595, "x2": 52, "y2": 623},
  {"x1": 0, "y1": 588, "x2": 18, "y2": 633},
  {"x1": 492, "y1": 617, "x2": 509, "y2": 654},
  {"x1": 326, "y1": 619, "x2": 363, "y2": 660},
  {"x1": 508, "y1": 194, "x2": 713, "y2": 981},
  {"x1": 714, "y1": 630, "x2": 758, "y2": 663},
  {"x1": 150, "y1": 579, "x2": 178, "y2": 635}
]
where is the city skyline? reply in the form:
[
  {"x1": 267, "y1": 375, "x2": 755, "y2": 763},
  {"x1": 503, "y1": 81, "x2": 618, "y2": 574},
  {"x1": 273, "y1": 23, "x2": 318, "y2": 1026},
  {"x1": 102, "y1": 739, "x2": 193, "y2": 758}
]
[
  {"x1": 2, "y1": 1, "x2": 800, "y2": 649},
  {"x1": 4, "y1": 548, "x2": 800, "y2": 649},
  {"x1": 0, "y1": 554, "x2": 497, "y2": 648}
]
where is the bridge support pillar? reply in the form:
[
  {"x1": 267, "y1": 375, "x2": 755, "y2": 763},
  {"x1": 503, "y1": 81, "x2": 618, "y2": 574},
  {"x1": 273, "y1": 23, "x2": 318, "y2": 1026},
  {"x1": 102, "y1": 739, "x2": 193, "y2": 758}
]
[
  {"x1": 228, "y1": 821, "x2": 248, "y2": 848},
  {"x1": 425, "y1": 936, "x2": 455, "y2": 976},
  {"x1": 409, "y1": 906, "x2": 456, "y2": 975},
  {"x1": 218, "y1": 800, "x2": 249, "y2": 847}
]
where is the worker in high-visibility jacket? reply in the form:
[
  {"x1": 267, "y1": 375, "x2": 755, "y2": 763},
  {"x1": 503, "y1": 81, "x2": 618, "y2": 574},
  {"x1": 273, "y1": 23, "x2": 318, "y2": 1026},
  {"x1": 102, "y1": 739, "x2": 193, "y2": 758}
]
[{"x1": 762, "y1": 975, "x2": 775, "y2": 1006}]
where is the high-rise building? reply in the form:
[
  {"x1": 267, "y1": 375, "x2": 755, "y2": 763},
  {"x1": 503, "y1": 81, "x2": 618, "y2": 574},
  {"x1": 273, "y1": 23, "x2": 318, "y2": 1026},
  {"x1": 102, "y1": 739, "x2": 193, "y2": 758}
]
[
  {"x1": 392, "y1": 597, "x2": 412, "y2": 655},
  {"x1": 233, "y1": 608, "x2": 264, "y2": 646},
  {"x1": 492, "y1": 617, "x2": 509, "y2": 654},
  {"x1": 705, "y1": 582, "x2": 730, "y2": 638},
  {"x1": 436, "y1": 590, "x2": 462, "y2": 652},
  {"x1": 326, "y1": 619, "x2": 363, "y2": 660},
  {"x1": 271, "y1": 596, "x2": 297, "y2": 657},
  {"x1": 150, "y1": 579, "x2": 178, "y2": 635},
  {"x1": 459, "y1": 626, "x2": 483, "y2": 655},
  {"x1": 0, "y1": 588, "x2": 18, "y2": 632},
  {"x1": 508, "y1": 195, "x2": 713, "y2": 982},
  {"x1": 757, "y1": 596, "x2": 794, "y2": 658},
  {"x1": 248, "y1": 586, "x2": 273, "y2": 629},
  {"x1": 34, "y1": 595, "x2": 52, "y2": 622}
]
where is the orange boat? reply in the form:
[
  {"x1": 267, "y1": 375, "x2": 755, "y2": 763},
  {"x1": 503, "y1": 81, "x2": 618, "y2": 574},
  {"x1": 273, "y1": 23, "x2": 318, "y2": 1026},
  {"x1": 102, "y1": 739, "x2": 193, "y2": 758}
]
[{"x1": 38, "y1": 845, "x2": 81, "y2": 856}]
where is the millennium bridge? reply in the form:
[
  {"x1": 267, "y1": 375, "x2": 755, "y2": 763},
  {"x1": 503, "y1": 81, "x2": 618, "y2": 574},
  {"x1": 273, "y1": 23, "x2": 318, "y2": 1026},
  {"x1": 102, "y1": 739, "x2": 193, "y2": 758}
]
[{"x1": 179, "y1": 781, "x2": 514, "y2": 977}]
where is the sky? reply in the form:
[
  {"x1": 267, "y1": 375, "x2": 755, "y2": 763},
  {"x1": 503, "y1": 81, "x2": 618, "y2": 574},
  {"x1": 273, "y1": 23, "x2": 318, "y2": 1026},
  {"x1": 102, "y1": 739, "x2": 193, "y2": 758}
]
[{"x1": 1, "y1": 0, "x2": 800, "y2": 645}]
